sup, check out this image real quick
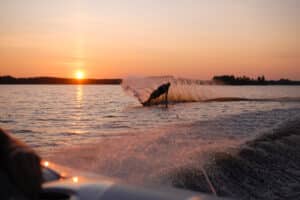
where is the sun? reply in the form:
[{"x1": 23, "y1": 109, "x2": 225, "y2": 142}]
[{"x1": 75, "y1": 70, "x2": 85, "y2": 80}]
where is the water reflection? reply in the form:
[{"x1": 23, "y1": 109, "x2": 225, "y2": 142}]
[
  {"x1": 73, "y1": 85, "x2": 84, "y2": 134},
  {"x1": 76, "y1": 85, "x2": 83, "y2": 105}
]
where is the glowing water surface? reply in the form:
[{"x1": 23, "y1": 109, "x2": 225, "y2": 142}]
[{"x1": 0, "y1": 84, "x2": 299, "y2": 153}]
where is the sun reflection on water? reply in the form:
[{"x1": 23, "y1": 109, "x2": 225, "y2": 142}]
[
  {"x1": 72, "y1": 85, "x2": 84, "y2": 134},
  {"x1": 76, "y1": 85, "x2": 83, "y2": 104}
]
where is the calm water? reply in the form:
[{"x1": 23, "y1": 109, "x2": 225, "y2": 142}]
[{"x1": 0, "y1": 85, "x2": 300, "y2": 153}]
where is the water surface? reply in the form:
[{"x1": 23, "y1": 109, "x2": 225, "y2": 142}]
[{"x1": 0, "y1": 85, "x2": 299, "y2": 153}]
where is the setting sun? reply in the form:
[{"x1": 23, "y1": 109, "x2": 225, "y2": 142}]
[{"x1": 75, "y1": 70, "x2": 85, "y2": 80}]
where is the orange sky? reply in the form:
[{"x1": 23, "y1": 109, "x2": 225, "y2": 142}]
[{"x1": 1, "y1": 0, "x2": 300, "y2": 80}]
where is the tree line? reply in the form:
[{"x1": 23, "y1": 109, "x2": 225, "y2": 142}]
[{"x1": 212, "y1": 75, "x2": 300, "y2": 85}]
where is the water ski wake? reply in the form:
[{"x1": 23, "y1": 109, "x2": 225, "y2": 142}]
[
  {"x1": 44, "y1": 109, "x2": 300, "y2": 200},
  {"x1": 122, "y1": 77, "x2": 300, "y2": 106},
  {"x1": 166, "y1": 118, "x2": 300, "y2": 200}
]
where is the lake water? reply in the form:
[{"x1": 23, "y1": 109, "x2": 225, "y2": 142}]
[
  {"x1": 1, "y1": 83, "x2": 300, "y2": 199},
  {"x1": 1, "y1": 85, "x2": 299, "y2": 152}
]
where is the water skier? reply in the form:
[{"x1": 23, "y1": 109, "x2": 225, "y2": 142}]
[{"x1": 142, "y1": 82, "x2": 171, "y2": 108}]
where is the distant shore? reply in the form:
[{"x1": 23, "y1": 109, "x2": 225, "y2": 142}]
[
  {"x1": 0, "y1": 76, "x2": 122, "y2": 85},
  {"x1": 0, "y1": 75, "x2": 300, "y2": 85},
  {"x1": 212, "y1": 75, "x2": 300, "y2": 85}
]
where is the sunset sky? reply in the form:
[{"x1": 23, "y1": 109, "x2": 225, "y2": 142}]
[{"x1": 1, "y1": 0, "x2": 299, "y2": 79}]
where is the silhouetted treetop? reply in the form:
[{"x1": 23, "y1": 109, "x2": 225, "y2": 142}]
[{"x1": 213, "y1": 75, "x2": 299, "y2": 85}]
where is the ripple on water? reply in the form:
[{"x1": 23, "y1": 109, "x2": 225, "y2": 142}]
[{"x1": 0, "y1": 119, "x2": 15, "y2": 123}]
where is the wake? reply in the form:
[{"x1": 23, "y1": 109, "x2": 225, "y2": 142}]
[
  {"x1": 167, "y1": 118, "x2": 300, "y2": 200},
  {"x1": 122, "y1": 76, "x2": 214, "y2": 104},
  {"x1": 44, "y1": 109, "x2": 300, "y2": 200},
  {"x1": 122, "y1": 76, "x2": 300, "y2": 105}
]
